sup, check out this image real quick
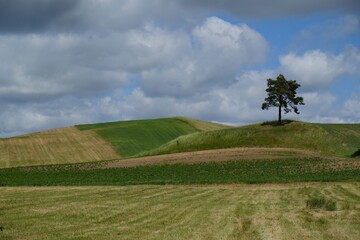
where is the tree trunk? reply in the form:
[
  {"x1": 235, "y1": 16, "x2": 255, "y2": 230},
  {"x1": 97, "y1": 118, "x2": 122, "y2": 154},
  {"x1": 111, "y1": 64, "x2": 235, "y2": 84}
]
[{"x1": 278, "y1": 95, "x2": 282, "y2": 124}]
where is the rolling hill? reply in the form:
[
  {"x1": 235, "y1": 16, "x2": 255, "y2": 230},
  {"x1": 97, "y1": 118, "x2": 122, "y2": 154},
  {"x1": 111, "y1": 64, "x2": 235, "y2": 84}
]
[
  {"x1": 142, "y1": 121, "x2": 360, "y2": 158},
  {"x1": 75, "y1": 117, "x2": 229, "y2": 157},
  {"x1": 0, "y1": 117, "x2": 359, "y2": 169},
  {"x1": 0, "y1": 117, "x2": 228, "y2": 168}
]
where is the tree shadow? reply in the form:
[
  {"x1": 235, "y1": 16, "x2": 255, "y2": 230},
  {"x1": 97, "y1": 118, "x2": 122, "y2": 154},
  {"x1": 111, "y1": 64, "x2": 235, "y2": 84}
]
[
  {"x1": 261, "y1": 120, "x2": 295, "y2": 127},
  {"x1": 351, "y1": 149, "x2": 360, "y2": 158}
]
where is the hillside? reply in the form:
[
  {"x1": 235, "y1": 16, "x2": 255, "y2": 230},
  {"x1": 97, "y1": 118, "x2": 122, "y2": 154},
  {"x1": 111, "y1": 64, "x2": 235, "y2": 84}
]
[
  {"x1": 0, "y1": 117, "x2": 227, "y2": 168},
  {"x1": 143, "y1": 121, "x2": 360, "y2": 157},
  {"x1": 75, "y1": 117, "x2": 229, "y2": 157},
  {"x1": 0, "y1": 127, "x2": 119, "y2": 168},
  {"x1": 1, "y1": 117, "x2": 359, "y2": 169}
]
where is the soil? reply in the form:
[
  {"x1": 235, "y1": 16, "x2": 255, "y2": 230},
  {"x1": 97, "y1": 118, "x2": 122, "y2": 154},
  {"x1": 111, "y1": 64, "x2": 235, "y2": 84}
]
[{"x1": 102, "y1": 147, "x2": 325, "y2": 169}]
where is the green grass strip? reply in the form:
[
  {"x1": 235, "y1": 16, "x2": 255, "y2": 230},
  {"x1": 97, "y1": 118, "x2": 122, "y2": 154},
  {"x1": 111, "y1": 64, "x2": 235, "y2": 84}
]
[
  {"x1": 76, "y1": 118, "x2": 198, "y2": 157},
  {"x1": 1, "y1": 158, "x2": 359, "y2": 186}
]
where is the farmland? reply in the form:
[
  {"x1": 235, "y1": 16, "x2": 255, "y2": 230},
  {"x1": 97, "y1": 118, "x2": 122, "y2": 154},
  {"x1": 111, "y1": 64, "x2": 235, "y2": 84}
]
[
  {"x1": 0, "y1": 183, "x2": 359, "y2": 240},
  {"x1": 0, "y1": 117, "x2": 359, "y2": 239},
  {"x1": 0, "y1": 117, "x2": 227, "y2": 168},
  {"x1": 0, "y1": 127, "x2": 119, "y2": 168}
]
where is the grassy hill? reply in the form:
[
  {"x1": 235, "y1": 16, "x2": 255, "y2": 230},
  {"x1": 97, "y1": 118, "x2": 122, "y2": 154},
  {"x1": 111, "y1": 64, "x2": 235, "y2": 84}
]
[
  {"x1": 143, "y1": 121, "x2": 360, "y2": 157},
  {"x1": 0, "y1": 117, "x2": 228, "y2": 168},
  {"x1": 76, "y1": 117, "x2": 229, "y2": 158},
  {"x1": 1, "y1": 117, "x2": 359, "y2": 169}
]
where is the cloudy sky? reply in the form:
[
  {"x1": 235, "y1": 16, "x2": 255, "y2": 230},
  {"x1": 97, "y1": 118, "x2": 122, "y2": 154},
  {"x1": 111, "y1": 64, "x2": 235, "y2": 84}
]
[{"x1": 0, "y1": 0, "x2": 359, "y2": 137}]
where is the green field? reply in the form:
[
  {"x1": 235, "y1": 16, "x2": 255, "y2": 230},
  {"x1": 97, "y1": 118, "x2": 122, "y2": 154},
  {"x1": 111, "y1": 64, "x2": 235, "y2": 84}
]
[
  {"x1": 76, "y1": 117, "x2": 228, "y2": 157},
  {"x1": 144, "y1": 121, "x2": 360, "y2": 157},
  {"x1": 1, "y1": 157, "x2": 359, "y2": 186},
  {"x1": 0, "y1": 183, "x2": 359, "y2": 240}
]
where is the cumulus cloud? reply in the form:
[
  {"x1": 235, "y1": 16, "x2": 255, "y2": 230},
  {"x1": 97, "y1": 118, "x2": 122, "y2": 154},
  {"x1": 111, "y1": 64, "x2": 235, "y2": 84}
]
[
  {"x1": 0, "y1": 16, "x2": 269, "y2": 136},
  {"x1": 0, "y1": 33, "x2": 130, "y2": 103},
  {"x1": 279, "y1": 47, "x2": 360, "y2": 90},
  {"x1": 140, "y1": 17, "x2": 267, "y2": 97},
  {"x1": 0, "y1": 0, "x2": 359, "y2": 137},
  {"x1": 343, "y1": 95, "x2": 360, "y2": 121}
]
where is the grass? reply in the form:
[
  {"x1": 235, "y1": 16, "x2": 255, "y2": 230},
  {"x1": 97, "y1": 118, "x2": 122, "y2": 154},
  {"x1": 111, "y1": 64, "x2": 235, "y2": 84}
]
[
  {"x1": 0, "y1": 127, "x2": 119, "y2": 168},
  {"x1": 0, "y1": 183, "x2": 359, "y2": 239},
  {"x1": 306, "y1": 196, "x2": 337, "y2": 211},
  {"x1": 76, "y1": 117, "x2": 210, "y2": 157},
  {"x1": 0, "y1": 117, "x2": 228, "y2": 168},
  {"x1": 0, "y1": 157, "x2": 359, "y2": 186},
  {"x1": 175, "y1": 116, "x2": 231, "y2": 131},
  {"x1": 143, "y1": 121, "x2": 360, "y2": 157}
]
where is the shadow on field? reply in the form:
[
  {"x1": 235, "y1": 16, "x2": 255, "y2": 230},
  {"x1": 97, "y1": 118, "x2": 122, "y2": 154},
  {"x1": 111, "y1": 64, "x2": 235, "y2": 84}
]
[
  {"x1": 351, "y1": 148, "x2": 360, "y2": 158},
  {"x1": 261, "y1": 120, "x2": 295, "y2": 127}
]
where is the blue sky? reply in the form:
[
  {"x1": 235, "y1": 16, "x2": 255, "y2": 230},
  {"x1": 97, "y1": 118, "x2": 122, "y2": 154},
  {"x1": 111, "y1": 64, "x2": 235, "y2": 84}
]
[{"x1": 0, "y1": 0, "x2": 359, "y2": 137}]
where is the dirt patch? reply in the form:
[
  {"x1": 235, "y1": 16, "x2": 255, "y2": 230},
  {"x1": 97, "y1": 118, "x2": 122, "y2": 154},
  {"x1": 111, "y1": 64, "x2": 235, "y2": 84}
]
[{"x1": 102, "y1": 147, "x2": 324, "y2": 169}]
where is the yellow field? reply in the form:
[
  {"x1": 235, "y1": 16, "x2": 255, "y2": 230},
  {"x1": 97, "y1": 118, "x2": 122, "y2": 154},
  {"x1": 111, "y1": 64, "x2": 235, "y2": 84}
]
[
  {"x1": 0, "y1": 127, "x2": 120, "y2": 168},
  {"x1": 0, "y1": 183, "x2": 359, "y2": 239}
]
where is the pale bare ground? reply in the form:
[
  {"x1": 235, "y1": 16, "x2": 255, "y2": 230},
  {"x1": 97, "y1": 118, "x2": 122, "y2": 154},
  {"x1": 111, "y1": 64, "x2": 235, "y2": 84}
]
[
  {"x1": 0, "y1": 183, "x2": 359, "y2": 239},
  {"x1": 0, "y1": 127, "x2": 120, "y2": 168},
  {"x1": 103, "y1": 147, "x2": 358, "y2": 169}
]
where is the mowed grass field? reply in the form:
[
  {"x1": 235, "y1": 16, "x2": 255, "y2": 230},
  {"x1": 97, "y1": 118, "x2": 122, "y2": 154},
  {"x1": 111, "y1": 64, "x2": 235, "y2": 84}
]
[
  {"x1": 0, "y1": 183, "x2": 359, "y2": 240},
  {"x1": 0, "y1": 127, "x2": 119, "y2": 168}
]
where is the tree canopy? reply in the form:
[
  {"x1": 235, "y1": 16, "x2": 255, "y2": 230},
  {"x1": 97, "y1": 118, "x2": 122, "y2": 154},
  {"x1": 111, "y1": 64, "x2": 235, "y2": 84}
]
[{"x1": 261, "y1": 74, "x2": 304, "y2": 124}]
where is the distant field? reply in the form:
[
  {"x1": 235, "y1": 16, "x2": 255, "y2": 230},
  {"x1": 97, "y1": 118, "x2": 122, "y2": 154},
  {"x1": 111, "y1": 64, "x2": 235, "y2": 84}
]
[
  {"x1": 76, "y1": 117, "x2": 225, "y2": 157},
  {"x1": 0, "y1": 127, "x2": 119, "y2": 168},
  {"x1": 0, "y1": 117, "x2": 226, "y2": 168},
  {"x1": 144, "y1": 121, "x2": 360, "y2": 157},
  {"x1": 0, "y1": 183, "x2": 359, "y2": 239},
  {"x1": 1, "y1": 117, "x2": 359, "y2": 169}
]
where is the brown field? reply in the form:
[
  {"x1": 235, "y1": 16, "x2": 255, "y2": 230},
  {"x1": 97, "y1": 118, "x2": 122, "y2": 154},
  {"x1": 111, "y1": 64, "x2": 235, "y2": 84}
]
[
  {"x1": 101, "y1": 147, "x2": 358, "y2": 169},
  {"x1": 0, "y1": 127, "x2": 120, "y2": 168}
]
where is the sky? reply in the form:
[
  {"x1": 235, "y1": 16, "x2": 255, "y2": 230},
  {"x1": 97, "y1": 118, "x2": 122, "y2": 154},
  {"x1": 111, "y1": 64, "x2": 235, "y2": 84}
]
[{"x1": 0, "y1": 0, "x2": 359, "y2": 137}]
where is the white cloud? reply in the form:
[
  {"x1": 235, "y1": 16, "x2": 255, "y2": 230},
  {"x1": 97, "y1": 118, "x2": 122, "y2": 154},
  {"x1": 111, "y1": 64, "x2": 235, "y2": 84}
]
[
  {"x1": 343, "y1": 95, "x2": 360, "y2": 120},
  {"x1": 140, "y1": 17, "x2": 267, "y2": 97},
  {"x1": 280, "y1": 47, "x2": 360, "y2": 90}
]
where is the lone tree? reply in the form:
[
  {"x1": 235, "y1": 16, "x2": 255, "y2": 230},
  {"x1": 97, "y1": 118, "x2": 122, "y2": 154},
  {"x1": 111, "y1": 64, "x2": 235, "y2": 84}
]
[{"x1": 261, "y1": 74, "x2": 304, "y2": 124}]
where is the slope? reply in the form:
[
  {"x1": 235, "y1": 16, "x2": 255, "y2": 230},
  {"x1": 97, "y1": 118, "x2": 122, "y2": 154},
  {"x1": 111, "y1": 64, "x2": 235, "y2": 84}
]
[
  {"x1": 143, "y1": 121, "x2": 360, "y2": 157},
  {"x1": 76, "y1": 117, "x2": 228, "y2": 157},
  {"x1": 0, "y1": 117, "x2": 228, "y2": 168},
  {"x1": 0, "y1": 127, "x2": 119, "y2": 168}
]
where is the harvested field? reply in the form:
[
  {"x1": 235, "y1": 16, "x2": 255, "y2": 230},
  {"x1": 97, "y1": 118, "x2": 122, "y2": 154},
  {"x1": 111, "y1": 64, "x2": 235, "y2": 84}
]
[
  {"x1": 103, "y1": 147, "x2": 344, "y2": 169},
  {"x1": 0, "y1": 127, "x2": 120, "y2": 168},
  {"x1": 0, "y1": 183, "x2": 359, "y2": 239}
]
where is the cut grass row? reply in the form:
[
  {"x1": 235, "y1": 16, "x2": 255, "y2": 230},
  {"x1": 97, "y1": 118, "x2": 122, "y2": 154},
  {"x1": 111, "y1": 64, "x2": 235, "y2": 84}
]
[
  {"x1": 1, "y1": 157, "x2": 359, "y2": 186},
  {"x1": 0, "y1": 127, "x2": 119, "y2": 169},
  {"x1": 142, "y1": 121, "x2": 360, "y2": 157},
  {"x1": 0, "y1": 183, "x2": 359, "y2": 239}
]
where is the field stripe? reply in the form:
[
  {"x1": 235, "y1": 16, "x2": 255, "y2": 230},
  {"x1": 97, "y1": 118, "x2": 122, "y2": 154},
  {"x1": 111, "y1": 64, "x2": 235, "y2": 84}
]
[{"x1": 0, "y1": 127, "x2": 120, "y2": 168}]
